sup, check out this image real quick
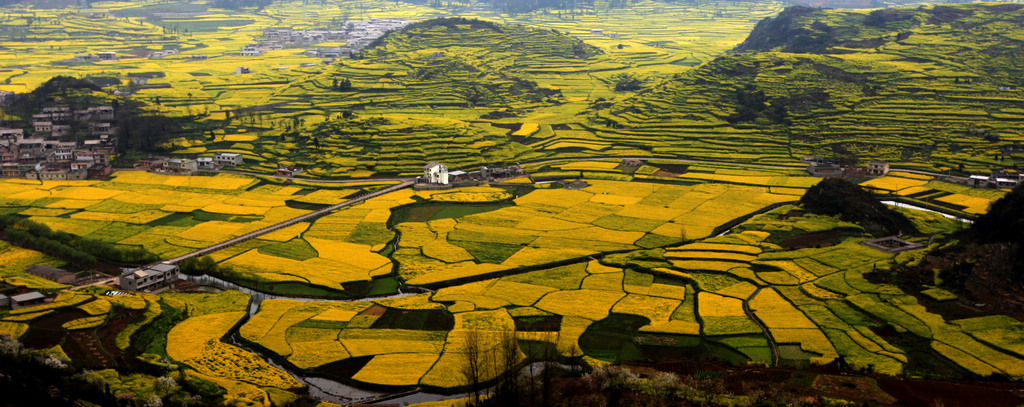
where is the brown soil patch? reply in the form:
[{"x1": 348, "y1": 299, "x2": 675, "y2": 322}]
[
  {"x1": 813, "y1": 374, "x2": 896, "y2": 404},
  {"x1": 358, "y1": 304, "x2": 387, "y2": 317},
  {"x1": 20, "y1": 309, "x2": 89, "y2": 349}
]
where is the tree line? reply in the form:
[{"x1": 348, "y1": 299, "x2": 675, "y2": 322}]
[{"x1": 0, "y1": 215, "x2": 158, "y2": 267}]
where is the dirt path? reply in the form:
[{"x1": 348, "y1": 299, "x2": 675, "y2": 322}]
[{"x1": 743, "y1": 287, "x2": 779, "y2": 366}]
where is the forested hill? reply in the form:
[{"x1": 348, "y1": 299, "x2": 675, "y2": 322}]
[{"x1": 589, "y1": 3, "x2": 1024, "y2": 172}]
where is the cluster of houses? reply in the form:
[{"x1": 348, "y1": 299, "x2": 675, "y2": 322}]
[
  {"x1": 1, "y1": 106, "x2": 117, "y2": 180},
  {"x1": 135, "y1": 152, "x2": 244, "y2": 174},
  {"x1": 72, "y1": 51, "x2": 119, "y2": 63},
  {"x1": 968, "y1": 170, "x2": 1021, "y2": 189},
  {"x1": 0, "y1": 262, "x2": 179, "y2": 311},
  {"x1": 803, "y1": 157, "x2": 891, "y2": 178},
  {"x1": 0, "y1": 265, "x2": 109, "y2": 309},
  {"x1": 417, "y1": 162, "x2": 524, "y2": 190},
  {"x1": 260, "y1": 19, "x2": 410, "y2": 59},
  {"x1": 804, "y1": 156, "x2": 1021, "y2": 189}
]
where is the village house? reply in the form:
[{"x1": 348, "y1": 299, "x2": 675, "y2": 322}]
[
  {"x1": 25, "y1": 265, "x2": 77, "y2": 285},
  {"x1": 866, "y1": 160, "x2": 890, "y2": 176},
  {"x1": 97, "y1": 51, "x2": 117, "y2": 61},
  {"x1": 149, "y1": 48, "x2": 178, "y2": 59},
  {"x1": 38, "y1": 163, "x2": 87, "y2": 180},
  {"x1": 137, "y1": 156, "x2": 167, "y2": 168},
  {"x1": 74, "y1": 106, "x2": 115, "y2": 121},
  {"x1": 88, "y1": 164, "x2": 112, "y2": 178},
  {"x1": 165, "y1": 158, "x2": 198, "y2": 173},
  {"x1": 423, "y1": 162, "x2": 449, "y2": 185},
  {"x1": 34, "y1": 121, "x2": 53, "y2": 133},
  {"x1": 90, "y1": 122, "x2": 113, "y2": 136},
  {"x1": 52, "y1": 124, "x2": 72, "y2": 137},
  {"x1": 196, "y1": 157, "x2": 215, "y2": 169},
  {"x1": 0, "y1": 128, "x2": 24, "y2": 141},
  {"x1": 119, "y1": 263, "x2": 179, "y2": 292},
  {"x1": 53, "y1": 142, "x2": 76, "y2": 161},
  {"x1": 17, "y1": 138, "x2": 45, "y2": 156},
  {"x1": 806, "y1": 162, "x2": 844, "y2": 177},
  {"x1": 214, "y1": 152, "x2": 243, "y2": 166},
  {"x1": 190, "y1": 55, "x2": 209, "y2": 61},
  {"x1": 241, "y1": 43, "x2": 262, "y2": 56},
  {"x1": 42, "y1": 107, "x2": 72, "y2": 121},
  {"x1": 276, "y1": 164, "x2": 304, "y2": 177},
  {"x1": 10, "y1": 292, "x2": 46, "y2": 308},
  {"x1": 74, "y1": 53, "x2": 95, "y2": 62},
  {"x1": 75, "y1": 148, "x2": 111, "y2": 166},
  {"x1": 70, "y1": 156, "x2": 94, "y2": 172}
]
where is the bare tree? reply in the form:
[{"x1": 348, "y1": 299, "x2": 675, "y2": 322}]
[
  {"x1": 461, "y1": 329, "x2": 483, "y2": 406},
  {"x1": 564, "y1": 341, "x2": 582, "y2": 375},
  {"x1": 495, "y1": 326, "x2": 520, "y2": 406}
]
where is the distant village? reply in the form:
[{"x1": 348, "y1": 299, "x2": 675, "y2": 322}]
[
  {"x1": 803, "y1": 156, "x2": 1022, "y2": 189},
  {"x1": 65, "y1": 18, "x2": 411, "y2": 79},
  {"x1": 1, "y1": 106, "x2": 117, "y2": 180},
  {"x1": 0, "y1": 103, "x2": 255, "y2": 180}
]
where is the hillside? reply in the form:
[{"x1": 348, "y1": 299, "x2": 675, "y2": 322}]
[
  {"x1": 799, "y1": 178, "x2": 918, "y2": 237},
  {"x1": 590, "y1": 3, "x2": 1024, "y2": 172},
  {"x1": 252, "y1": 18, "x2": 609, "y2": 176}
]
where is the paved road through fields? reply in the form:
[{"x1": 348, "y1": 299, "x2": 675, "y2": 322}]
[{"x1": 159, "y1": 179, "x2": 415, "y2": 265}]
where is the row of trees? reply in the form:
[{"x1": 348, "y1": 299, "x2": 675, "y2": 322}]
[{"x1": 0, "y1": 215, "x2": 158, "y2": 267}]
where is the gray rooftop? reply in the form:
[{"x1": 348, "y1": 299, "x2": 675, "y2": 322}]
[
  {"x1": 150, "y1": 263, "x2": 178, "y2": 272},
  {"x1": 11, "y1": 292, "x2": 45, "y2": 302}
]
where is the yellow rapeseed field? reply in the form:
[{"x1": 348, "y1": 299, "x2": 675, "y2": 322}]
[
  {"x1": 534, "y1": 289, "x2": 626, "y2": 320},
  {"x1": 167, "y1": 312, "x2": 247, "y2": 361},
  {"x1": 352, "y1": 353, "x2": 441, "y2": 386}
]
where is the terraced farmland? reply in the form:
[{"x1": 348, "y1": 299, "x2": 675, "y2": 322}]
[
  {"x1": 239, "y1": 194, "x2": 1024, "y2": 390},
  {"x1": 591, "y1": 4, "x2": 1024, "y2": 172}
]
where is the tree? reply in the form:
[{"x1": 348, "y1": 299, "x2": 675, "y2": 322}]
[
  {"x1": 494, "y1": 327, "x2": 520, "y2": 405},
  {"x1": 461, "y1": 329, "x2": 484, "y2": 405}
]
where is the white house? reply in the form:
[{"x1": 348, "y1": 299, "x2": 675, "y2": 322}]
[
  {"x1": 214, "y1": 152, "x2": 243, "y2": 166},
  {"x1": 424, "y1": 162, "x2": 449, "y2": 185},
  {"x1": 241, "y1": 43, "x2": 262, "y2": 56}
]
